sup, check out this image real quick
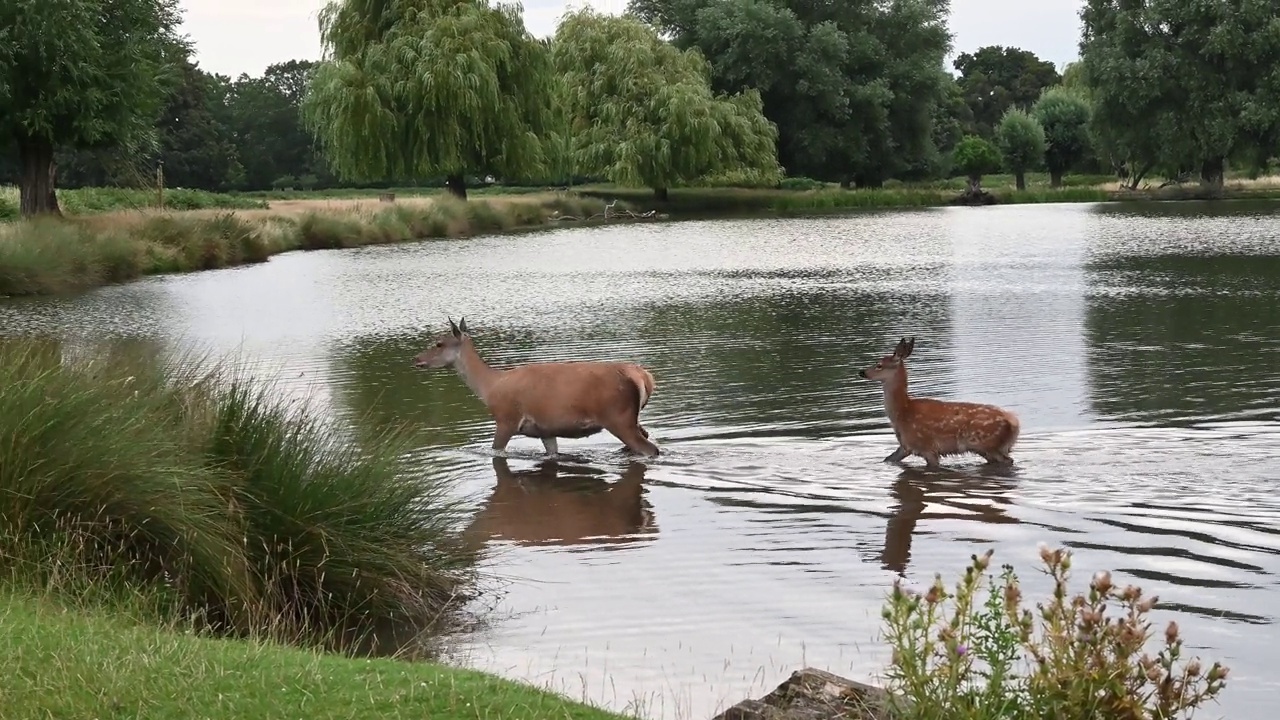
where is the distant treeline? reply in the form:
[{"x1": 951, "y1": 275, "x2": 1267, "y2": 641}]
[{"x1": 2, "y1": 0, "x2": 1277, "y2": 211}]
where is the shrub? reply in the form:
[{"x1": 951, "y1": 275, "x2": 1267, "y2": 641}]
[
  {"x1": 0, "y1": 338, "x2": 479, "y2": 654},
  {"x1": 952, "y1": 136, "x2": 1004, "y2": 192},
  {"x1": 881, "y1": 546, "x2": 1230, "y2": 720}
]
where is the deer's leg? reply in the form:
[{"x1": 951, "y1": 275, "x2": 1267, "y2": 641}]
[
  {"x1": 619, "y1": 424, "x2": 651, "y2": 451},
  {"x1": 491, "y1": 420, "x2": 516, "y2": 454},
  {"x1": 884, "y1": 445, "x2": 909, "y2": 463},
  {"x1": 979, "y1": 450, "x2": 1012, "y2": 465},
  {"x1": 920, "y1": 451, "x2": 943, "y2": 470},
  {"x1": 608, "y1": 420, "x2": 659, "y2": 458},
  {"x1": 541, "y1": 437, "x2": 559, "y2": 456}
]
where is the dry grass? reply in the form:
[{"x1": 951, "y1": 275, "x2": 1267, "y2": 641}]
[
  {"x1": 1094, "y1": 173, "x2": 1280, "y2": 192},
  {"x1": 0, "y1": 193, "x2": 619, "y2": 296}
]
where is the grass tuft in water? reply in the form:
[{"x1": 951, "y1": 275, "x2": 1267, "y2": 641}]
[
  {"x1": 0, "y1": 337, "x2": 479, "y2": 655},
  {"x1": 881, "y1": 546, "x2": 1230, "y2": 720}
]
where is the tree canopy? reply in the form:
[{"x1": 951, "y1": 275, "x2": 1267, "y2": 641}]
[
  {"x1": 0, "y1": 0, "x2": 187, "y2": 216},
  {"x1": 953, "y1": 45, "x2": 1061, "y2": 139},
  {"x1": 952, "y1": 135, "x2": 1002, "y2": 190},
  {"x1": 301, "y1": 0, "x2": 556, "y2": 198},
  {"x1": 996, "y1": 108, "x2": 1046, "y2": 190},
  {"x1": 1079, "y1": 0, "x2": 1280, "y2": 188},
  {"x1": 1032, "y1": 87, "x2": 1091, "y2": 188},
  {"x1": 628, "y1": 0, "x2": 953, "y2": 186},
  {"x1": 551, "y1": 9, "x2": 780, "y2": 198}
]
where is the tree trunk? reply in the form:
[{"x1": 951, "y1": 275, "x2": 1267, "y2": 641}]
[
  {"x1": 1127, "y1": 161, "x2": 1154, "y2": 191},
  {"x1": 1014, "y1": 171, "x2": 1026, "y2": 191},
  {"x1": 445, "y1": 174, "x2": 467, "y2": 200},
  {"x1": 18, "y1": 138, "x2": 61, "y2": 218},
  {"x1": 1049, "y1": 169, "x2": 1063, "y2": 188},
  {"x1": 1199, "y1": 156, "x2": 1225, "y2": 192},
  {"x1": 967, "y1": 175, "x2": 983, "y2": 193},
  {"x1": 653, "y1": 187, "x2": 669, "y2": 201}
]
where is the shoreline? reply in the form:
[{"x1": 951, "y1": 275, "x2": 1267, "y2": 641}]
[{"x1": 3, "y1": 182, "x2": 1279, "y2": 299}]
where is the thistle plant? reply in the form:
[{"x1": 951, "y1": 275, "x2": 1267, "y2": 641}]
[{"x1": 881, "y1": 546, "x2": 1229, "y2": 720}]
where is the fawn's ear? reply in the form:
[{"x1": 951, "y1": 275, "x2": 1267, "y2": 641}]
[
  {"x1": 894, "y1": 336, "x2": 915, "y2": 359},
  {"x1": 458, "y1": 317, "x2": 469, "y2": 335},
  {"x1": 448, "y1": 317, "x2": 461, "y2": 338}
]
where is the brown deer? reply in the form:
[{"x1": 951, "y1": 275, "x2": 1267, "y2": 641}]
[
  {"x1": 858, "y1": 337, "x2": 1020, "y2": 469},
  {"x1": 413, "y1": 317, "x2": 659, "y2": 457}
]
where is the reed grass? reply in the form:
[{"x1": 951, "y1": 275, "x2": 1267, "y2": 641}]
[
  {"x1": 0, "y1": 194, "x2": 612, "y2": 296},
  {"x1": 0, "y1": 337, "x2": 479, "y2": 655}
]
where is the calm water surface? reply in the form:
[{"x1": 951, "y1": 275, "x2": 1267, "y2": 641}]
[{"x1": 3, "y1": 201, "x2": 1279, "y2": 719}]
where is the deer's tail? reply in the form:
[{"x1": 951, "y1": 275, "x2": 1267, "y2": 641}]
[
  {"x1": 999, "y1": 412, "x2": 1021, "y2": 453},
  {"x1": 619, "y1": 364, "x2": 656, "y2": 412}
]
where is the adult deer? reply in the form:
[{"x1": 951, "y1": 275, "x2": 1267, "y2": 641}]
[
  {"x1": 413, "y1": 317, "x2": 659, "y2": 457},
  {"x1": 858, "y1": 337, "x2": 1020, "y2": 469}
]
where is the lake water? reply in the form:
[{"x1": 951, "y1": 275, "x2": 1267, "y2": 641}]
[{"x1": 2, "y1": 200, "x2": 1278, "y2": 719}]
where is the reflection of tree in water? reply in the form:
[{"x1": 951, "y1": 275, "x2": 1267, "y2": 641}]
[
  {"x1": 626, "y1": 286, "x2": 954, "y2": 438},
  {"x1": 1084, "y1": 252, "x2": 1280, "y2": 424},
  {"x1": 879, "y1": 467, "x2": 1020, "y2": 576},
  {"x1": 1, "y1": 333, "x2": 176, "y2": 374},
  {"x1": 463, "y1": 457, "x2": 656, "y2": 550},
  {"x1": 1091, "y1": 199, "x2": 1280, "y2": 221}
]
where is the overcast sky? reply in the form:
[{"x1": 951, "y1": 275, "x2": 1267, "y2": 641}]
[{"x1": 181, "y1": 0, "x2": 1086, "y2": 79}]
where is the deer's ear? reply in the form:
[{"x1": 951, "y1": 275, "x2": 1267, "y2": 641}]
[
  {"x1": 448, "y1": 317, "x2": 461, "y2": 337},
  {"x1": 458, "y1": 317, "x2": 469, "y2": 335},
  {"x1": 894, "y1": 336, "x2": 915, "y2": 359}
]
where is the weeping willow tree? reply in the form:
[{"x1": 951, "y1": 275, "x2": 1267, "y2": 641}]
[
  {"x1": 301, "y1": 0, "x2": 554, "y2": 199},
  {"x1": 551, "y1": 8, "x2": 781, "y2": 200}
]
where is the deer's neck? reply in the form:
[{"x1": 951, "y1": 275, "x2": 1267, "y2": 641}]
[
  {"x1": 454, "y1": 342, "x2": 501, "y2": 406},
  {"x1": 880, "y1": 371, "x2": 912, "y2": 428}
]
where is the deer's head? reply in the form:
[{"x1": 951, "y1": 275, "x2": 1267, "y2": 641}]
[
  {"x1": 414, "y1": 317, "x2": 471, "y2": 369},
  {"x1": 858, "y1": 336, "x2": 915, "y2": 383}
]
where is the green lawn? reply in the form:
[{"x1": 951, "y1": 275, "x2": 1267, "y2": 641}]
[{"x1": 0, "y1": 593, "x2": 632, "y2": 720}]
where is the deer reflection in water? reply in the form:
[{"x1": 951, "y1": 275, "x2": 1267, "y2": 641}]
[
  {"x1": 880, "y1": 463, "x2": 1020, "y2": 575},
  {"x1": 464, "y1": 457, "x2": 658, "y2": 549}
]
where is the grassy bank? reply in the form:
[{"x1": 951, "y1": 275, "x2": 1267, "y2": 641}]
[
  {"x1": 6, "y1": 171, "x2": 1280, "y2": 298},
  {"x1": 575, "y1": 185, "x2": 1114, "y2": 214},
  {"x1": 10, "y1": 169, "x2": 1280, "y2": 222},
  {"x1": 0, "y1": 193, "x2": 614, "y2": 296},
  {"x1": 0, "y1": 591, "x2": 629, "y2": 720},
  {"x1": 575, "y1": 175, "x2": 1280, "y2": 215},
  {"x1": 0, "y1": 337, "x2": 478, "y2": 655},
  {"x1": 0, "y1": 185, "x2": 268, "y2": 219}
]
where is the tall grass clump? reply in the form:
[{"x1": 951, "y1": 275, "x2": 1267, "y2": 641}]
[
  {"x1": 204, "y1": 377, "x2": 478, "y2": 650},
  {"x1": 0, "y1": 338, "x2": 479, "y2": 655},
  {"x1": 881, "y1": 546, "x2": 1229, "y2": 720}
]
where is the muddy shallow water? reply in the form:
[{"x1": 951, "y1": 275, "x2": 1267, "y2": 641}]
[{"x1": 3, "y1": 200, "x2": 1278, "y2": 719}]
